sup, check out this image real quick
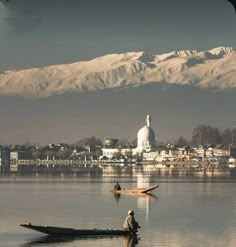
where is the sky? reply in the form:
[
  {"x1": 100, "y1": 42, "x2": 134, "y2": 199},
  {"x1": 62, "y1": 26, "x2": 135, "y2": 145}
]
[
  {"x1": 0, "y1": 0, "x2": 235, "y2": 71},
  {"x1": 0, "y1": 0, "x2": 235, "y2": 144}
]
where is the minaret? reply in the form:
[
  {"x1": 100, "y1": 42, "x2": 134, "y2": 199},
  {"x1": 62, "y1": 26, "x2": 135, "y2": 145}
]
[{"x1": 146, "y1": 114, "x2": 151, "y2": 127}]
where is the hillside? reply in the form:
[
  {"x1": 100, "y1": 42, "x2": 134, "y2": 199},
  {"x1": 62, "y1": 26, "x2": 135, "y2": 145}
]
[{"x1": 0, "y1": 46, "x2": 235, "y2": 98}]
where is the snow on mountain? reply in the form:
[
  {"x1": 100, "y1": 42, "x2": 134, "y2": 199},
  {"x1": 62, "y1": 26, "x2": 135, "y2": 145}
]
[{"x1": 0, "y1": 46, "x2": 235, "y2": 98}]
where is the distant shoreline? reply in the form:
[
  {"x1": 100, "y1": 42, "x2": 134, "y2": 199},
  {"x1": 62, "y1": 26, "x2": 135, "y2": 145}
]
[{"x1": 1, "y1": 162, "x2": 236, "y2": 178}]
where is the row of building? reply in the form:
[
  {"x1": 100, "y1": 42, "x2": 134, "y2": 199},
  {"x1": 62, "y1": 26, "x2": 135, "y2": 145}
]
[
  {"x1": 101, "y1": 115, "x2": 236, "y2": 163},
  {"x1": 1, "y1": 115, "x2": 236, "y2": 173}
]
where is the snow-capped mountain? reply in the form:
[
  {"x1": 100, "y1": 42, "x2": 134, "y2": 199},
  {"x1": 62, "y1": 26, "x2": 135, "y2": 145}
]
[{"x1": 0, "y1": 46, "x2": 235, "y2": 98}]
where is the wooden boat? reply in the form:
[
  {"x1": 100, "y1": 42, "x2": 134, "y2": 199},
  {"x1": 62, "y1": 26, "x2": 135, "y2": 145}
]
[
  {"x1": 20, "y1": 223, "x2": 135, "y2": 236},
  {"x1": 113, "y1": 184, "x2": 159, "y2": 194}
]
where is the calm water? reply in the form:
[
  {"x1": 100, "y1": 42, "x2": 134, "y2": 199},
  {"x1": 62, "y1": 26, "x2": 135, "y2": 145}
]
[{"x1": 1, "y1": 172, "x2": 236, "y2": 247}]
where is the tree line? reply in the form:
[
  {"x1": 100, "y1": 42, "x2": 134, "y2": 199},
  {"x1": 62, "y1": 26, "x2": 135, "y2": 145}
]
[{"x1": 175, "y1": 125, "x2": 236, "y2": 146}]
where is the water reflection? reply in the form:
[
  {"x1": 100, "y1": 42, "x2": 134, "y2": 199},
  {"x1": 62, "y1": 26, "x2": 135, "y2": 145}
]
[
  {"x1": 3, "y1": 171, "x2": 236, "y2": 246},
  {"x1": 100, "y1": 163, "x2": 234, "y2": 178},
  {"x1": 1, "y1": 164, "x2": 235, "y2": 182},
  {"x1": 113, "y1": 192, "x2": 121, "y2": 202},
  {"x1": 123, "y1": 235, "x2": 139, "y2": 247},
  {"x1": 21, "y1": 235, "x2": 139, "y2": 247},
  {"x1": 113, "y1": 191, "x2": 158, "y2": 225},
  {"x1": 113, "y1": 192, "x2": 158, "y2": 203}
]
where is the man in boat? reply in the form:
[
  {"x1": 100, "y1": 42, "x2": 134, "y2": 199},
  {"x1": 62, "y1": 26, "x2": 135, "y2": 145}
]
[
  {"x1": 123, "y1": 210, "x2": 140, "y2": 232},
  {"x1": 114, "y1": 181, "x2": 121, "y2": 191}
]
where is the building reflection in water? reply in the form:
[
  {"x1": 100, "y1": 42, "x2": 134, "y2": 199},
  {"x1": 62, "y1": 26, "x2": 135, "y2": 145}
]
[
  {"x1": 136, "y1": 173, "x2": 154, "y2": 223},
  {"x1": 100, "y1": 162, "x2": 232, "y2": 179},
  {"x1": 111, "y1": 171, "x2": 158, "y2": 222}
]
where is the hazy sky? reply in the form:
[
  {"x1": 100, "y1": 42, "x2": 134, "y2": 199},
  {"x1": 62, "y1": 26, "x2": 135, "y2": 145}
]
[
  {"x1": 0, "y1": 0, "x2": 235, "y2": 144},
  {"x1": 0, "y1": 0, "x2": 235, "y2": 71}
]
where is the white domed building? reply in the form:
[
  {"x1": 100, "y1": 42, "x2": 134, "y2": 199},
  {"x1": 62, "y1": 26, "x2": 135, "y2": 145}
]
[
  {"x1": 134, "y1": 115, "x2": 157, "y2": 154},
  {"x1": 101, "y1": 114, "x2": 158, "y2": 161},
  {"x1": 137, "y1": 115, "x2": 156, "y2": 151}
]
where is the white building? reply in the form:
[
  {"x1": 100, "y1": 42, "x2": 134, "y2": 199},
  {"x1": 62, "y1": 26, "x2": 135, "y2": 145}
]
[
  {"x1": 101, "y1": 115, "x2": 158, "y2": 160},
  {"x1": 135, "y1": 114, "x2": 156, "y2": 153}
]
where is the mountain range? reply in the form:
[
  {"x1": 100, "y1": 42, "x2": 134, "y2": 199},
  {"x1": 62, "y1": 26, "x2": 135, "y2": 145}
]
[
  {"x1": 0, "y1": 46, "x2": 235, "y2": 98},
  {"x1": 0, "y1": 47, "x2": 235, "y2": 144}
]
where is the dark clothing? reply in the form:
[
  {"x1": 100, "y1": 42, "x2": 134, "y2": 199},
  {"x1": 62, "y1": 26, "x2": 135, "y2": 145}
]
[{"x1": 114, "y1": 183, "x2": 121, "y2": 190}]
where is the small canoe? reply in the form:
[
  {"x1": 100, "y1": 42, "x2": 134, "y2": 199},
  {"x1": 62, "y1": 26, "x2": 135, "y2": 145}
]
[
  {"x1": 113, "y1": 184, "x2": 159, "y2": 194},
  {"x1": 20, "y1": 223, "x2": 135, "y2": 236}
]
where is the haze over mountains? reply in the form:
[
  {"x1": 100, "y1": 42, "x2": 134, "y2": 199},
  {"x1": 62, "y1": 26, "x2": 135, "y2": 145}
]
[
  {"x1": 0, "y1": 47, "x2": 235, "y2": 144},
  {"x1": 0, "y1": 46, "x2": 235, "y2": 98}
]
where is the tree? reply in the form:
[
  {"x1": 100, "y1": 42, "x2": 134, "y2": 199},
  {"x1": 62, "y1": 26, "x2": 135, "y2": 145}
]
[
  {"x1": 117, "y1": 139, "x2": 129, "y2": 147},
  {"x1": 44, "y1": 150, "x2": 55, "y2": 160},
  {"x1": 191, "y1": 125, "x2": 222, "y2": 146},
  {"x1": 31, "y1": 149, "x2": 40, "y2": 159},
  {"x1": 192, "y1": 125, "x2": 209, "y2": 146},
  {"x1": 232, "y1": 127, "x2": 236, "y2": 145},
  {"x1": 131, "y1": 138, "x2": 137, "y2": 147},
  {"x1": 74, "y1": 136, "x2": 102, "y2": 147},
  {"x1": 175, "y1": 136, "x2": 188, "y2": 147},
  {"x1": 221, "y1": 128, "x2": 232, "y2": 145},
  {"x1": 209, "y1": 127, "x2": 222, "y2": 144}
]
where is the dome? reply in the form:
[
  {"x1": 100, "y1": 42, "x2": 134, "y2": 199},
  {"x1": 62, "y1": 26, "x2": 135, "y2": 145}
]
[
  {"x1": 104, "y1": 138, "x2": 118, "y2": 147},
  {"x1": 137, "y1": 126, "x2": 155, "y2": 145},
  {"x1": 136, "y1": 114, "x2": 156, "y2": 150}
]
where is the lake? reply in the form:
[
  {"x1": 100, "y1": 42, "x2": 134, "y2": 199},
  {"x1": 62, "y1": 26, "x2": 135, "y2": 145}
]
[{"x1": 1, "y1": 168, "x2": 236, "y2": 247}]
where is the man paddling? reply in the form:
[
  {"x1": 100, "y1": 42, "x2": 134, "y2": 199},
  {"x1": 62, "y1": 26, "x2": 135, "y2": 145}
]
[
  {"x1": 114, "y1": 181, "x2": 121, "y2": 191},
  {"x1": 123, "y1": 210, "x2": 140, "y2": 232}
]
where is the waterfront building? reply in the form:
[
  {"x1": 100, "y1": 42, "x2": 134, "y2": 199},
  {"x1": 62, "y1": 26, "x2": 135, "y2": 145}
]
[
  {"x1": 136, "y1": 115, "x2": 156, "y2": 152},
  {"x1": 10, "y1": 150, "x2": 32, "y2": 172},
  {"x1": 194, "y1": 145, "x2": 233, "y2": 159},
  {"x1": 212, "y1": 145, "x2": 230, "y2": 157},
  {"x1": 101, "y1": 115, "x2": 236, "y2": 163},
  {"x1": 0, "y1": 147, "x2": 10, "y2": 173},
  {"x1": 178, "y1": 146, "x2": 192, "y2": 160},
  {"x1": 101, "y1": 114, "x2": 159, "y2": 161}
]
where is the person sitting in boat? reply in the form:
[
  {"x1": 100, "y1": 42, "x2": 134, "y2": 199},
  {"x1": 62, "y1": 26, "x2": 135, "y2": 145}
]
[
  {"x1": 123, "y1": 209, "x2": 140, "y2": 232},
  {"x1": 114, "y1": 181, "x2": 121, "y2": 191}
]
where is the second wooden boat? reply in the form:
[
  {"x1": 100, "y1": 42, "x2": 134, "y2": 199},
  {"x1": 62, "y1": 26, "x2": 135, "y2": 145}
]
[{"x1": 113, "y1": 184, "x2": 159, "y2": 194}]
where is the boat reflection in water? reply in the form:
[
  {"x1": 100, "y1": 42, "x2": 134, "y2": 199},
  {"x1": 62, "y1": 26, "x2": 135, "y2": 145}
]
[
  {"x1": 113, "y1": 191, "x2": 158, "y2": 203},
  {"x1": 123, "y1": 235, "x2": 139, "y2": 247},
  {"x1": 21, "y1": 235, "x2": 139, "y2": 247},
  {"x1": 114, "y1": 192, "x2": 121, "y2": 202}
]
